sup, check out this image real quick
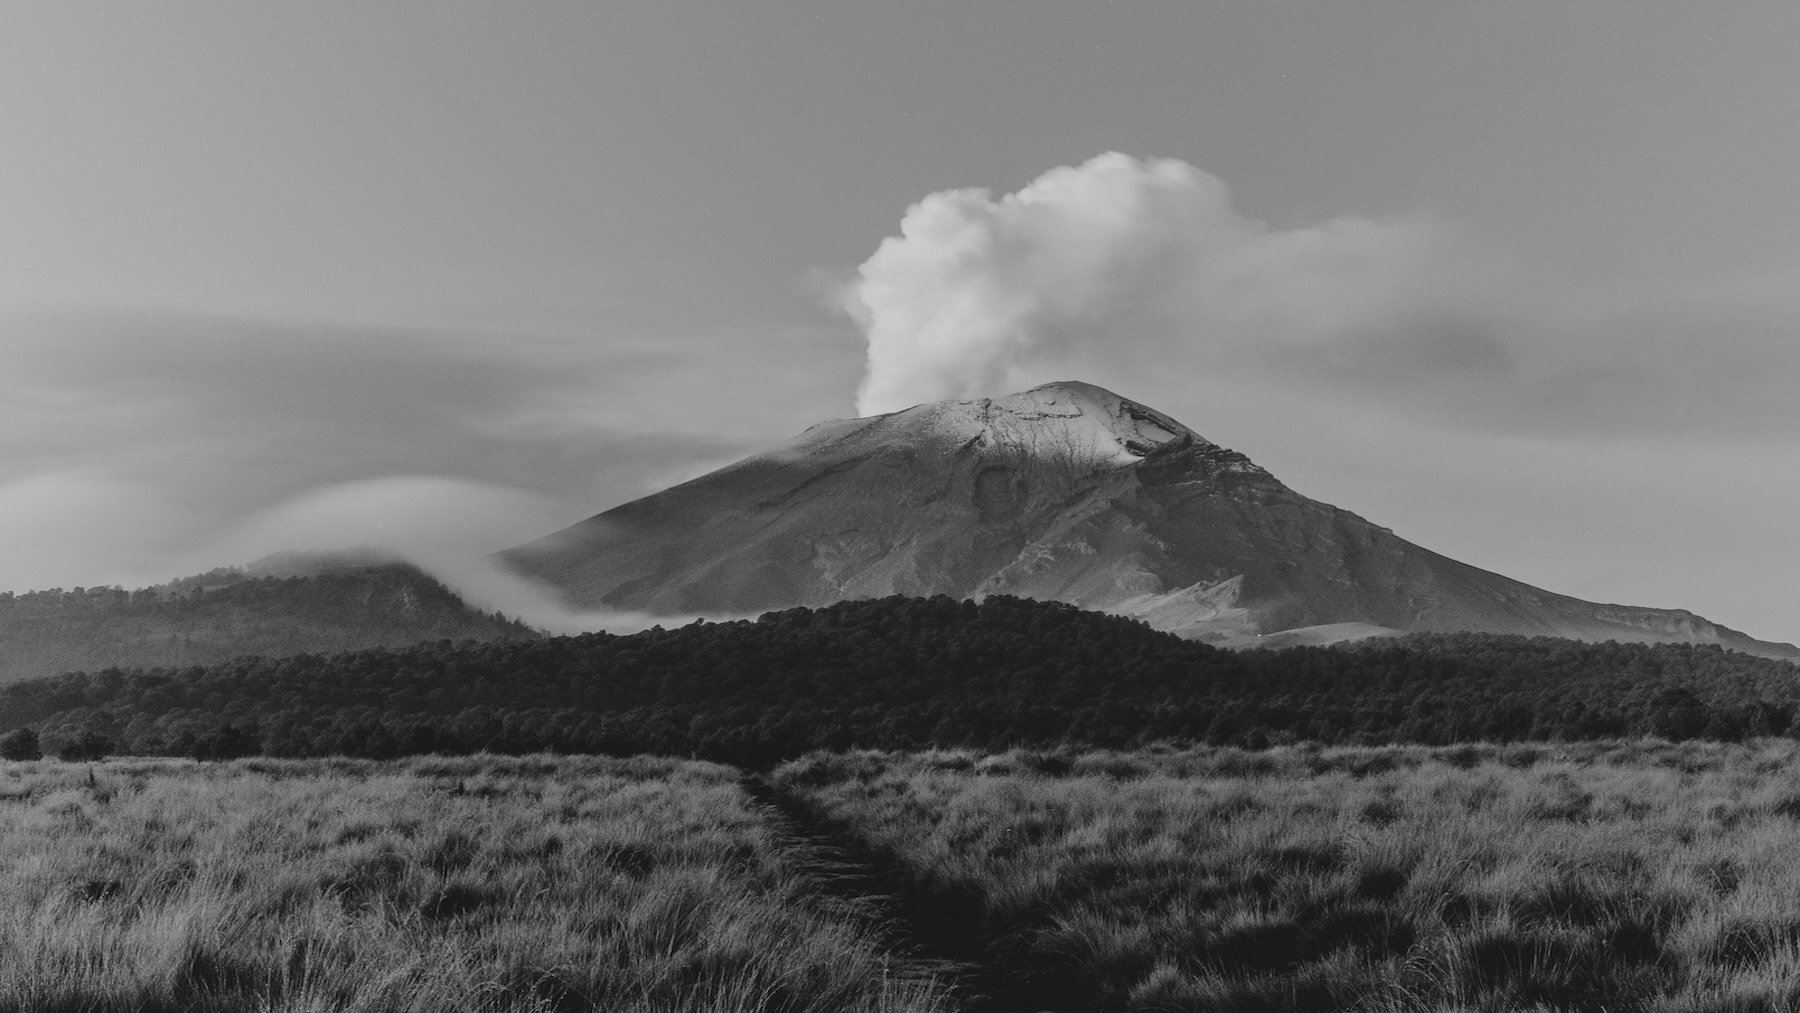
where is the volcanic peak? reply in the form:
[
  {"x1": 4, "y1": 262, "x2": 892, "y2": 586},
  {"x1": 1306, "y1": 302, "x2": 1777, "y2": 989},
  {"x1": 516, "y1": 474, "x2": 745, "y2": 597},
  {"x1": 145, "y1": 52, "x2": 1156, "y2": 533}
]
[
  {"x1": 498, "y1": 380, "x2": 1799, "y2": 660},
  {"x1": 880, "y1": 380, "x2": 1245, "y2": 472}
]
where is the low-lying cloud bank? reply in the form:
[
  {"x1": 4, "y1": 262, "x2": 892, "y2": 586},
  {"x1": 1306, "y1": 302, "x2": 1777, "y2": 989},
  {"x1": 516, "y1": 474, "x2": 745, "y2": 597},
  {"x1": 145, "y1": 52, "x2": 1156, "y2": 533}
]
[
  {"x1": 225, "y1": 477, "x2": 730, "y2": 635},
  {"x1": 0, "y1": 469, "x2": 707, "y2": 635},
  {"x1": 0, "y1": 309, "x2": 855, "y2": 627}
]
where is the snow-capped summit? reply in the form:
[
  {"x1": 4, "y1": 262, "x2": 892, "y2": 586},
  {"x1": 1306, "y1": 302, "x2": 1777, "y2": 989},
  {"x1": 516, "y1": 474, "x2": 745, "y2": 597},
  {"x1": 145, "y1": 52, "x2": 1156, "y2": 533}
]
[
  {"x1": 501, "y1": 382, "x2": 1797, "y2": 659},
  {"x1": 911, "y1": 381, "x2": 1199, "y2": 463}
]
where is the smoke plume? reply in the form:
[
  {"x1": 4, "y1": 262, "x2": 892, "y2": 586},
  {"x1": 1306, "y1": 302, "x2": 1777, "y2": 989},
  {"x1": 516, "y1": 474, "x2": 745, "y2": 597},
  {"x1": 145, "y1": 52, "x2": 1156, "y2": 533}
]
[{"x1": 844, "y1": 152, "x2": 1464, "y2": 416}]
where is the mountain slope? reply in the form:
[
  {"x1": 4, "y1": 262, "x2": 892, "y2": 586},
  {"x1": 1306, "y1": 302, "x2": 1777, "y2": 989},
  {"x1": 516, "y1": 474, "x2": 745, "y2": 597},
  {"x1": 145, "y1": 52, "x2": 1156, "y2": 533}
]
[
  {"x1": 0, "y1": 555, "x2": 539, "y2": 684},
  {"x1": 502, "y1": 381, "x2": 1796, "y2": 659}
]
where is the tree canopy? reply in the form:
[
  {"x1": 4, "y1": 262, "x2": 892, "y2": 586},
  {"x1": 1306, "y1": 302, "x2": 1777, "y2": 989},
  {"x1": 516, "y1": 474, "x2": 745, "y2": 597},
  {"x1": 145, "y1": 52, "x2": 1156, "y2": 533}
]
[{"x1": 2, "y1": 595, "x2": 1795, "y2": 763}]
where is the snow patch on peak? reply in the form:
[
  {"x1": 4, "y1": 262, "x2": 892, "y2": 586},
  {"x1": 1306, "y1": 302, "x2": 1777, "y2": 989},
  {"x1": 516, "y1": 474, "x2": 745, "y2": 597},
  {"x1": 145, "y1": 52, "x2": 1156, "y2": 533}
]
[
  {"x1": 943, "y1": 383, "x2": 1195, "y2": 464},
  {"x1": 803, "y1": 380, "x2": 1230, "y2": 474}
]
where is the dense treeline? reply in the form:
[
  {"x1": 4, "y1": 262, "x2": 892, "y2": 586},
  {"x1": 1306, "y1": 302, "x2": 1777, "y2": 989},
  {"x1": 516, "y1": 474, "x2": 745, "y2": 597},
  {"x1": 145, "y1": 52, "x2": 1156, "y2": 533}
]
[
  {"x1": 2, "y1": 594, "x2": 1796, "y2": 763},
  {"x1": 0, "y1": 561, "x2": 537, "y2": 685}
]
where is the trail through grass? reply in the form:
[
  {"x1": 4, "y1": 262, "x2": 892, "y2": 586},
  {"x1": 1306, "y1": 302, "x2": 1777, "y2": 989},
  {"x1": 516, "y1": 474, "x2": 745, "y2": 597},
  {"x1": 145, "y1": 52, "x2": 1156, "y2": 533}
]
[{"x1": 741, "y1": 773, "x2": 1036, "y2": 1011}]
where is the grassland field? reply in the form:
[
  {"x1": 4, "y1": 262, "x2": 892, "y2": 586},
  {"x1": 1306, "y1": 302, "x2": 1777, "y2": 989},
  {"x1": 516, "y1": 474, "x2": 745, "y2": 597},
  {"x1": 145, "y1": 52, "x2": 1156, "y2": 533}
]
[{"x1": 8, "y1": 742, "x2": 1800, "y2": 1012}]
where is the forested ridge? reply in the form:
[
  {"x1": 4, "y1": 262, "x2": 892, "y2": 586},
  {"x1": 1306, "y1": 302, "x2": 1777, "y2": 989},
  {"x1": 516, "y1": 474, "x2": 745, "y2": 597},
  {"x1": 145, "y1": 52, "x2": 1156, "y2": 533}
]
[
  {"x1": 0, "y1": 561, "x2": 538, "y2": 686},
  {"x1": 2, "y1": 594, "x2": 1796, "y2": 762}
]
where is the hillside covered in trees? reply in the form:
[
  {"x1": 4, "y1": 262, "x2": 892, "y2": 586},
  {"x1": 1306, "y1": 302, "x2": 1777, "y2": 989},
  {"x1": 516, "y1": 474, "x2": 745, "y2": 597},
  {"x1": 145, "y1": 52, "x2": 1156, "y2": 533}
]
[
  {"x1": 0, "y1": 558, "x2": 538, "y2": 685},
  {"x1": 3, "y1": 595, "x2": 1798, "y2": 763}
]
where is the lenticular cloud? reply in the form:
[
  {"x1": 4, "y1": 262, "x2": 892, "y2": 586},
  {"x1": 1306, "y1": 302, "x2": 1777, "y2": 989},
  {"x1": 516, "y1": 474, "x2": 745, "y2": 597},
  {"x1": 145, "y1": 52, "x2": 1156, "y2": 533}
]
[{"x1": 843, "y1": 152, "x2": 1450, "y2": 416}]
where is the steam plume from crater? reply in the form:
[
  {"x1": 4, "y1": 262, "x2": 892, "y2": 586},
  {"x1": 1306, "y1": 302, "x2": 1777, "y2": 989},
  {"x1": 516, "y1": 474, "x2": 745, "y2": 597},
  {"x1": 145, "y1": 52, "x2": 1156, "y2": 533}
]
[{"x1": 843, "y1": 152, "x2": 1460, "y2": 416}]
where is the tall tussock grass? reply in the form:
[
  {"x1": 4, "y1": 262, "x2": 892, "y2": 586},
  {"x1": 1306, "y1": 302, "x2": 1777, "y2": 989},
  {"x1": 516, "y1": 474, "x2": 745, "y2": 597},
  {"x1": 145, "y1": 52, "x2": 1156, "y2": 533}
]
[
  {"x1": 16, "y1": 741, "x2": 1800, "y2": 1012},
  {"x1": 774, "y1": 741, "x2": 1800, "y2": 1013},
  {"x1": 0, "y1": 755, "x2": 952, "y2": 1013}
]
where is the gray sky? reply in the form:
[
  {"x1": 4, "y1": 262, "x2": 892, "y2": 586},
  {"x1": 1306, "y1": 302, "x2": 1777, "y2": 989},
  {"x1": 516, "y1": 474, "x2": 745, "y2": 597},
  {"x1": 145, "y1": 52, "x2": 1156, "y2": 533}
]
[{"x1": 2, "y1": 3, "x2": 1796, "y2": 641}]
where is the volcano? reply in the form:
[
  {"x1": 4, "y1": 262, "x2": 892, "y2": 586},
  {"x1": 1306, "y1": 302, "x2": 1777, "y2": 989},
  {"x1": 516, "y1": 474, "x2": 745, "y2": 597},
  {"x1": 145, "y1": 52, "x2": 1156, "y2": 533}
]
[{"x1": 501, "y1": 381, "x2": 1796, "y2": 658}]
